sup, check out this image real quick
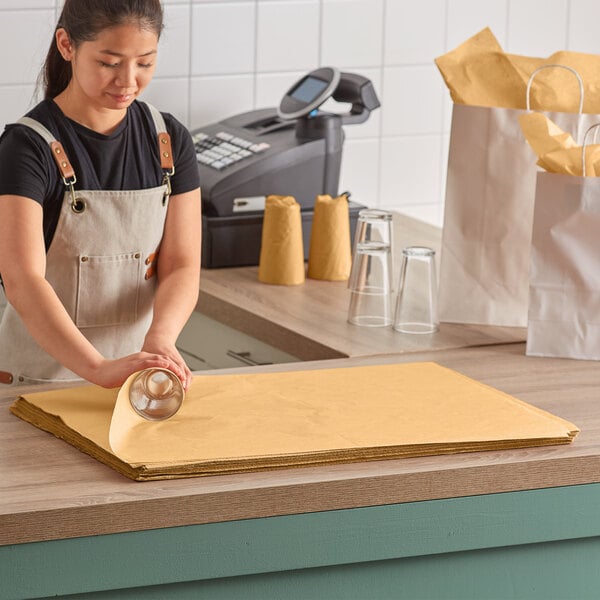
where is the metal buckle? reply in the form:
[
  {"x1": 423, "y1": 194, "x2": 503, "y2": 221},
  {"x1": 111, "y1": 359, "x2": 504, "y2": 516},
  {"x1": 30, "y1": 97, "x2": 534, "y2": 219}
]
[
  {"x1": 162, "y1": 167, "x2": 175, "y2": 205},
  {"x1": 63, "y1": 175, "x2": 85, "y2": 213}
]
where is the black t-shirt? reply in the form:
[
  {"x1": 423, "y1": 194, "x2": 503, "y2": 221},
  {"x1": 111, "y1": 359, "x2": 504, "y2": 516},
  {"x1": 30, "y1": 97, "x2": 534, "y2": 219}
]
[{"x1": 0, "y1": 99, "x2": 200, "y2": 251}]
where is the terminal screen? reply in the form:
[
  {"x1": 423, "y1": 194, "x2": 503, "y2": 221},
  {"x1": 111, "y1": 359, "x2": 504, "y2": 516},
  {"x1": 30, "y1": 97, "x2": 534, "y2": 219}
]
[{"x1": 290, "y1": 76, "x2": 329, "y2": 103}]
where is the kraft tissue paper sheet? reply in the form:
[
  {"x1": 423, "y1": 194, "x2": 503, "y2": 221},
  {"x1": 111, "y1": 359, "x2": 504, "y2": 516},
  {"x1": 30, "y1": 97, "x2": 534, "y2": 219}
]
[{"x1": 10, "y1": 362, "x2": 579, "y2": 481}]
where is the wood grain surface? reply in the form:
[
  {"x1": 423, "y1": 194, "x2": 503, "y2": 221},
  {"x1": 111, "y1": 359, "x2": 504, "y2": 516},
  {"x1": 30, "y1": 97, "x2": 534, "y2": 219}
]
[
  {"x1": 2, "y1": 343, "x2": 599, "y2": 546},
  {"x1": 198, "y1": 213, "x2": 526, "y2": 359}
]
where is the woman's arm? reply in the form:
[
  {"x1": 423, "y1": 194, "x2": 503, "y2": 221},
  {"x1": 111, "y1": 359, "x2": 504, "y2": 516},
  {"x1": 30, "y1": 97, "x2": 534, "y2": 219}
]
[
  {"x1": 142, "y1": 188, "x2": 202, "y2": 390},
  {"x1": 0, "y1": 195, "x2": 184, "y2": 387}
]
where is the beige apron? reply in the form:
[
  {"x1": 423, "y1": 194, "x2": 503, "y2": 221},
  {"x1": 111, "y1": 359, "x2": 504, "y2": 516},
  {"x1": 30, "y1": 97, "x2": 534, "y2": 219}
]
[{"x1": 0, "y1": 104, "x2": 175, "y2": 386}]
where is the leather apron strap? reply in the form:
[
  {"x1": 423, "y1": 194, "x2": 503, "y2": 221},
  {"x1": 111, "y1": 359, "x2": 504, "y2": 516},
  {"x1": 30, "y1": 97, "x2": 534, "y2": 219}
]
[{"x1": 145, "y1": 103, "x2": 175, "y2": 201}]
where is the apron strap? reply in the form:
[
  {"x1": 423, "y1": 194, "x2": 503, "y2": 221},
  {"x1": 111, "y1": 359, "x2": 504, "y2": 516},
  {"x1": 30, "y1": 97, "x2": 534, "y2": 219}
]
[
  {"x1": 18, "y1": 104, "x2": 174, "y2": 201},
  {"x1": 143, "y1": 102, "x2": 175, "y2": 174},
  {"x1": 17, "y1": 117, "x2": 76, "y2": 183}
]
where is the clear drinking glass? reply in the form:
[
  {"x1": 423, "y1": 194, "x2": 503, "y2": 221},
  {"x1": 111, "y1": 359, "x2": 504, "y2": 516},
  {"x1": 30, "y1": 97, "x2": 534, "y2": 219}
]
[
  {"x1": 347, "y1": 241, "x2": 393, "y2": 327},
  {"x1": 353, "y1": 209, "x2": 393, "y2": 246},
  {"x1": 349, "y1": 209, "x2": 394, "y2": 288},
  {"x1": 393, "y1": 246, "x2": 439, "y2": 334},
  {"x1": 129, "y1": 368, "x2": 184, "y2": 421}
]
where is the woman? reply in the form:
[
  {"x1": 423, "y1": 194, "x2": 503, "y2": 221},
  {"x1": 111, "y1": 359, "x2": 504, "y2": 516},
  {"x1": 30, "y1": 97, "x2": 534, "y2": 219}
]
[{"x1": 0, "y1": 0, "x2": 201, "y2": 391}]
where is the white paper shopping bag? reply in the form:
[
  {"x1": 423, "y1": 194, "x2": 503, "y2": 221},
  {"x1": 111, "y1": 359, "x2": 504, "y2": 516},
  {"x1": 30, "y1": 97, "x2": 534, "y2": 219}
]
[
  {"x1": 438, "y1": 65, "x2": 598, "y2": 327},
  {"x1": 527, "y1": 169, "x2": 600, "y2": 359}
]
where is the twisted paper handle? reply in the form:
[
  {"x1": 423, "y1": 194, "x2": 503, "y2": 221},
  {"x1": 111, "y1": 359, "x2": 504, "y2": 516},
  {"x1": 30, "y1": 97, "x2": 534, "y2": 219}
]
[
  {"x1": 526, "y1": 64, "x2": 584, "y2": 114},
  {"x1": 581, "y1": 123, "x2": 600, "y2": 177}
]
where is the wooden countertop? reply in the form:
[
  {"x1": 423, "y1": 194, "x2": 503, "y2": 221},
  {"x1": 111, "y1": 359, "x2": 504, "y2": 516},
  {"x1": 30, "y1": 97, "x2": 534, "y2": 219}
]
[
  {"x1": 198, "y1": 213, "x2": 526, "y2": 360},
  {"x1": 2, "y1": 343, "x2": 600, "y2": 547}
]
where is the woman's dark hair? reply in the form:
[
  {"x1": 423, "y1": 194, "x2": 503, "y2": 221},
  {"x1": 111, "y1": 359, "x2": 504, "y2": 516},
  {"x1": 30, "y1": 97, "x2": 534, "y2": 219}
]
[{"x1": 41, "y1": 0, "x2": 164, "y2": 99}]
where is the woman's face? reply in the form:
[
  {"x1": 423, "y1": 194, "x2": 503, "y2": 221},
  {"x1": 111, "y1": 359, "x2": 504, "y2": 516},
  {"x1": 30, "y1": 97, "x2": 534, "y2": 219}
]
[{"x1": 59, "y1": 23, "x2": 159, "y2": 111}]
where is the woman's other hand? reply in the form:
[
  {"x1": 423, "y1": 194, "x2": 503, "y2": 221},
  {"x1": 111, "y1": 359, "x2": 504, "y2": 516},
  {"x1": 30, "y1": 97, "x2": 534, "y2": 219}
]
[
  {"x1": 142, "y1": 335, "x2": 193, "y2": 391},
  {"x1": 87, "y1": 352, "x2": 186, "y2": 390}
]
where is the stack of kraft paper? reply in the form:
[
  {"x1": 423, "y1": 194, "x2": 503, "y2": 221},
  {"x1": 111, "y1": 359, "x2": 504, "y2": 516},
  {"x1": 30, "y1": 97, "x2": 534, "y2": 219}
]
[{"x1": 10, "y1": 362, "x2": 578, "y2": 481}]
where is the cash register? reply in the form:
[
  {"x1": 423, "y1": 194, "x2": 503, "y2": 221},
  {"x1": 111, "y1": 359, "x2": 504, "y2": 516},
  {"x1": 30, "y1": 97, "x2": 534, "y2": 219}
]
[{"x1": 191, "y1": 67, "x2": 380, "y2": 268}]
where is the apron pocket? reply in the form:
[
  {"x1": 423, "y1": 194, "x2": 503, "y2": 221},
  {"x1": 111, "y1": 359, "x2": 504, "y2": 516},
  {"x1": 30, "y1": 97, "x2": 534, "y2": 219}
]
[{"x1": 76, "y1": 252, "x2": 143, "y2": 328}]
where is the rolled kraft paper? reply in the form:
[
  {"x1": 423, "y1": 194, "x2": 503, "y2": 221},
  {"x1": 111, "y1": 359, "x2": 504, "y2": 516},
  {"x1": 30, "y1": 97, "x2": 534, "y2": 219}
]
[
  {"x1": 307, "y1": 194, "x2": 352, "y2": 281},
  {"x1": 258, "y1": 195, "x2": 305, "y2": 285}
]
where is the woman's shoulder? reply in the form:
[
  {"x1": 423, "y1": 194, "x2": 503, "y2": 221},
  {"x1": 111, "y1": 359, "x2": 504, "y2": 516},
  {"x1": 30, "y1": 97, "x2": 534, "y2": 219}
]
[
  {"x1": 1, "y1": 101, "x2": 56, "y2": 152},
  {"x1": 132, "y1": 100, "x2": 189, "y2": 138},
  {"x1": 0, "y1": 100, "x2": 59, "y2": 205},
  {"x1": 22, "y1": 99, "x2": 65, "y2": 136},
  {"x1": 24, "y1": 99, "x2": 56, "y2": 122},
  {"x1": 2, "y1": 99, "x2": 67, "y2": 149}
]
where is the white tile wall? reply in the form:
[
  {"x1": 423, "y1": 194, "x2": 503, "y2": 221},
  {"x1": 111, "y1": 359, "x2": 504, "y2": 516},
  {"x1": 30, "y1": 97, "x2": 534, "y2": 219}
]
[
  {"x1": 384, "y1": 0, "x2": 446, "y2": 65},
  {"x1": 321, "y1": 0, "x2": 384, "y2": 68},
  {"x1": 156, "y1": 4, "x2": 191, "y2": 79},
  {"x1": 190, "y1": 74, "x2": 254, "y2": 127},
  {"x1": 256, "y1": 1, "x2": 320, "y2": 72},
  {"x1": 568, "y1": 0, "x2": 600, "y2": 54},
  {"x1": 191, "y1": 2, "x2": 256, "y2": 75},
  {"x1": 446, "y1": 0, "x2": 508, "y2": 50},
  {"x1": 1, "y1": 85, "x2": 38, "y2": 125},
  {"x1": 0, "y1": 10, "x2": 55, "y2": 85},
  {"x1": 0, "y1": 0, "x2": 592, "y2": 228},
  {"x1": 381, "y1": 65, "x2": 444, "y2": 136},
  {"x1": 507, "y1": 0, "x2": 568, "y2": 55},
  {"x1": 0, "y1": 0, "x2": 49, "y2": 8}
]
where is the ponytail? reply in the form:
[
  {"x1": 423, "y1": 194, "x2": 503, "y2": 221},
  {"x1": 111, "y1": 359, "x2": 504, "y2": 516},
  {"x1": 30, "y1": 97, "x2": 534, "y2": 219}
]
[{"x1": 42, "y1": 32, "x2": 73, "y2": 100}]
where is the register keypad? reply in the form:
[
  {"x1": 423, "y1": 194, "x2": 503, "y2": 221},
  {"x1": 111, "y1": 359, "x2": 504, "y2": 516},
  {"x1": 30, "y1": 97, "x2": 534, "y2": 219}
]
[{"x1": 193, "y1": 131, "x2": 270, "y2": 171}]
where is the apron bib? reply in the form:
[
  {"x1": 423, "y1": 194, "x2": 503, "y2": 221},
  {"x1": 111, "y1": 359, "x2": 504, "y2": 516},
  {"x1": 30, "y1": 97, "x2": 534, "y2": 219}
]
[{"x1": 0, "y1": 104, "x2": 174, "y2": 385}]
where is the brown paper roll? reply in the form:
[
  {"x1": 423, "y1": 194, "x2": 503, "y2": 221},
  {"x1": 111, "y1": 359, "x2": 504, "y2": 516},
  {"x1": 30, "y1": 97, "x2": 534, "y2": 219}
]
[
  {"x1": 258, "y1": 195, "x2": 305, "y2": 285},
  {"x1": 307, "y1": 194, "x2": 352, "y2": 281}
]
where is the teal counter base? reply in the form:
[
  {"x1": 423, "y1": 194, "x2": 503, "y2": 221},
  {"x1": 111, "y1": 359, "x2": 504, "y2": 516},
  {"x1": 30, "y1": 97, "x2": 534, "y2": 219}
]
[
  {"x1": 55, "y1": 538, "x2": 600, "y2": 600},
  {"x1": 4, "y1": 483, "x2": 600, "y2": 600}
]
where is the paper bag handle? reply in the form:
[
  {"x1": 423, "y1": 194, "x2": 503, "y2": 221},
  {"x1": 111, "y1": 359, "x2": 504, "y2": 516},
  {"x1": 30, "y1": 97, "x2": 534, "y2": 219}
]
[
  {"x1": 526, "y1": 64, "x2": 584, "y2": 114},
  {"x1": 581, "y1": 123, "x2": 600, "y2": 177}
]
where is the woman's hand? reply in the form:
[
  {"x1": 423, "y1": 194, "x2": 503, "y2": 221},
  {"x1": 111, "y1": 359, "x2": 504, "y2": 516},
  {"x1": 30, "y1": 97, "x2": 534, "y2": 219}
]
[
  {"x1": 142, "y1": 335, "x2": 193, "y2": 391},
  {"x1": 86, "y1": 352, "x2": 185, "y2": 390}
]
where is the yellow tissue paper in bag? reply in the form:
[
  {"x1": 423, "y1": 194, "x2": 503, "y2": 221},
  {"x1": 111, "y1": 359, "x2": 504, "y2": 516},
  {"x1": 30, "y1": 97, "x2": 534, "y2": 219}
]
[
  {"x1": 519, "y1": 112, "x2": 600, "y2": 176},
  {"x1": 541, "y1": 146, "x2": 600, "y2": 177},
  {"x1": 436, "y1": 27, "x2": 600, "y2": 113}
]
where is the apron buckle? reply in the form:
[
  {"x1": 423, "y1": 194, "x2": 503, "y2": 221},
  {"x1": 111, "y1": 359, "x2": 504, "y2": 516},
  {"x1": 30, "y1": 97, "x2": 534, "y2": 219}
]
[
  {"x1": 162, "y1": 167, "x2": 174, "y2": 206},
  {"x1": 63, "y1": 175, "x2": 85, "y2": 213}
]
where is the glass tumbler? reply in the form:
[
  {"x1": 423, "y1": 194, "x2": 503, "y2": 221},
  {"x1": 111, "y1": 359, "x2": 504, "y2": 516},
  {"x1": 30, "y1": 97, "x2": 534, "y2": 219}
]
[
  {"x1": 393, "y1": 246, "x2": 439, "y2": 334},
  {"x1": 129, "y1": 368, "x2": 184, "y2": 421},
  {"x1": 353, "y1": 208, "x2": 394, "y2": 246},
  {"x1": 350, "y1": 209, "x2": 394, "y2": 287},
  {"x1": 347, "y1": 242, "x2": 393, "y2": 327}
]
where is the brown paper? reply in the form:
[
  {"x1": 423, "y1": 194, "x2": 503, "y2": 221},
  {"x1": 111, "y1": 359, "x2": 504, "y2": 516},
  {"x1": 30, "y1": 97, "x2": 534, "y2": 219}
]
[
  {"x1": 436, "y1": 27, "x2": 528, "y2": 110},
  {"x1": 307, "y1": 194, "x2": 352, "y2": 281},
  {"x1": 541, "y1": 146, "x2": 600, "y2": 177},
  {"x1": 10, "y1": 362, "x2": 579, "y2": 481},
  {"x1": 519, "y1": 112, "x2": 577, "y2": 157},
  {"x1": 436, "y1": 27, "x2": 600, "y2": 113},
  {"x1": 258, "y1": 195, "x2": 305, "y2": 285},
  {"x1": 519, "y1": 112, "x2": 600, "y2": 176},
  {"x1": 108, "y1": 371, "x2": 152, "y2": 455}
]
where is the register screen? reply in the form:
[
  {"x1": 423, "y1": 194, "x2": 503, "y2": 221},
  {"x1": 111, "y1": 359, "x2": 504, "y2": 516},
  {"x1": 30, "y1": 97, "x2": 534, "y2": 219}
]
[{"x1": 290, "y1": 76, "x2": 329, "y2": 103}]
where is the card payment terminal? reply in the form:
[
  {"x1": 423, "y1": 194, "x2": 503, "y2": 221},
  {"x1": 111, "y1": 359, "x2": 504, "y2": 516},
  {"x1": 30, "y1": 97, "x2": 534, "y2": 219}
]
[{"x1": 192, "y1": 67, "x2": 380, "y2": 268}]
